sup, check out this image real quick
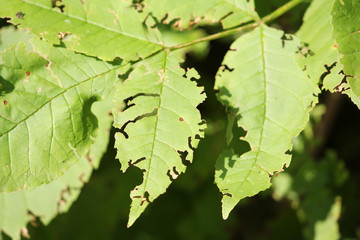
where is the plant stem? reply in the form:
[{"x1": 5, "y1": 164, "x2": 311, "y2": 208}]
[
  {"x1": 167, "y1": 23, "x2": 258, "y2": 51},
  {"x1": 167, "y1": 0, "x2": 306, "y2": 51},
  {"x1": 261, "y1": 0, "x2": 306, "y2": 23}
]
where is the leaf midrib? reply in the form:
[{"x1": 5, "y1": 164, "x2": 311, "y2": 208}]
[
  {"x1": 230, "y1": 26, "x2": 268, "y2": 197},
  {"x1": 142, "y1": 52, "x2": 169, "y2": 198}
]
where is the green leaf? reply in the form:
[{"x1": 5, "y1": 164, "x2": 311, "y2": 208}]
[
  {"x1": 272, "y1": 150, "x2": 347, "y2": 240},
  {"x1": 0, "y1": 26, "x2": 33, "y2": 52},
  {"x1": 113, "y1": 52, "x2": 206, "y2": 227},
  {"x1": 0, "y1": 39, "x2": 127, "y2": 192},
  {"x1": 0, "y1": 0, "x2": 163, "y2": 61},
  {"x1": 0, "y1": 95, "x2": 113, "y2": 239},
  {"x1": 0, "y1": 95, "x2": 113, "y2": 240},
  {"x1": 314, "y1": 198, "x2": 341, "y2": 240},
  {"x1": 331, "y1": 0, "x2": 360, "y2": 96},
  {"x1": 331, "y1": 0, "x2": 360, "y2": 77},
  {"x1": 143, "y1": 0, "x2": 258, "y2": 29},
  {"x1": 295, "y1": 0, "x2": 360, "y2": 109},
  {"x1": 214, "y1": 25, "x2": 319, "y2": 219},
  {"x1": 296, "y1": 0, "x2": 339, "y2": 85}
]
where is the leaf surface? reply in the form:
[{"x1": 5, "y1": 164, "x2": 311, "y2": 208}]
[
  {"x1": 331, "y1": 0, "x2": 360, "y2": 96},
  {"x1": 0, "y1": 94, "x2": 113, "y2": 240},
  {"x1": 0, "y1": 39, "x2": 127, "y2": 192},
  {"x1": 214, "y1": 25, "x2": 319, "y2": 219},
  {"x1": 113, "y1": 52, "x2": 206, "y2": 227},
  {"x1": 143, "y1": 0, "x2": 258, "y2": 29},
  {"x1": 296, "y1": 0, "x2": 360, "y2": 109},
  {"x1": 296, "y1": 0, "x2": 338, "y2": 84},
  {"x1": 0, "y1": 0, "x2": 163, "y2": 61}
]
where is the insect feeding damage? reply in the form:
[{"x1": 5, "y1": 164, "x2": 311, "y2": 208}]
[
  {"x1": 16, "y1": 11, "x2": 24, "y2": 19},
  {"x1": 113, "y1": 56, "x2": 206, "y2": 226}
]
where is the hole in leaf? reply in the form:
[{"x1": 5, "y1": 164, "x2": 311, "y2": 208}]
[
  {"x1": 221, "y1": 65, "x2": 234, "y2": 72},
  {"x1": 118, "y1": 108, "x2": 158, "y2": 139},
  {"x1": 296, "y1": 42, "x2": 315, "y2": 58},
  {"x1": 187, "y1": 137, "x2": 195, "y2": 151},
  {"x1": 178, "y1": 150, "x2": 190, "y2": 166},
  {"x1": 223, "y1": 192, "x2": 233, "y2": 197},
  {"x1": 131, "y1": 157, "x2": 146, "y2": 166},
  {"x1": 319, "y1": 62, "x2": 337, "y2": 85},
  {"x1": 51, "y1": 0, "x2": 65, "y2": 12},
  {"x1": 16, "y1": 12, "x2": 24, "y2": 19},
  {"x1": 280, "y1": 33, "x2": 293, "y2": 48},
  {"x1": 140, "y1": 191, "x2": 151, "y2": 206}
]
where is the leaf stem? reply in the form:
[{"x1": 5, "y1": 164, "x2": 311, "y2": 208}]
[
  {"x1": 167, "y1": 23, "x2": 258, "y2": 51},
  {"x1": 167, "y1": 0, "x2": 306, "y2": 51},
  {"x1": 261, "y1": 0, "x2": 306, "y2": 23}
]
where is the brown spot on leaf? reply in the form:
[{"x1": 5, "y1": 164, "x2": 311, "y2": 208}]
[
  {"x1": 16, "y1": 12, "x2": 24, "y2": 19},
  {"x1": 179, "y1": 117, "x2": 184, "y2": 121},
  {"x1": 3, "y1": 100, "x2": 7, "y2": 105}
]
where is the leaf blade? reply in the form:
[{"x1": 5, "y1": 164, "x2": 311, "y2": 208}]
[
  {"x1": 296, "y1": 0, "x2": 360, "y2": 109},
  {"x1": 214, "y1": 25, "x2": 319, "y2": 219},
  {"x1": 0, "y1": 39, "x2": 127, "y2": 192},
  {"x1": 143, "y1": 0, "x2": 258, "y2": 29},
  {"x1": 113, "y1": 52, "x2": 206, "y2": 226},
  {"x1": 0, "y1": 0, "x2": 163, "y2": 61},
  {"x1": 0, "y1": 93, "x2": 113, "y2": 240}
]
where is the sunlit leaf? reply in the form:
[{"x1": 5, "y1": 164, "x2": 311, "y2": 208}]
[
  {"x1": 0, "y1": 94, "x2": 113, "y2": 240},
  {"x1": 113, "y1": 52, "x2": 206, "y2": 226},
  {"x1": 143, "y1": 0, "x2": 258, "y2": 29},
  {"x1": 0, "y1": 39, "x2": 127, "y2": 192},
  {"x1": 0, "y1": 0, "x2": 163, "y2": 61},
  {"x1": 214, "y1": 25, "x2": 319, "y2": 219}
]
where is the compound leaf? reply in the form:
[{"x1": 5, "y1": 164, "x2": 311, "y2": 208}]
[
  {"x1": 143, "y1": 0, "x2": 258, "y2": 29},
  {"x1": 0, "y1": 39, "x2": 127, "y2": 192},
  {"x1": 214, "y1": 25, "x2": 319, "y2": 219},
  {"x1": 113, "y1": 52, "x2": 206, "y2": 227},
  {"x1": 0, "y1": 0, "x2": 163, "y2": 61}
]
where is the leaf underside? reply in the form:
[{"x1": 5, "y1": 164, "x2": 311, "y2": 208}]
[
  {"x1": 0, "y1": 93, "x2": 113, "y2": 240},
  {"x1": 113, "y1": 52, "x2": 206, "y2": 227},
  {"x1": 331, "y1": 0, "x2": 360, "y2": 98},
  {"x1": 143, "y1": 0, "x2": 258, "y2": 29},
  {"x1": 0, "y1": 39, "x2": 127, "y2": 192},
  {"x1": 214, "y1": 25, "x2": 319, "y2": 219},
  {"x1": 296, "y1": 0, "x2": 360, "y2": 109},
  {"x1": 0, "y1": 0, "x2": 163, "y2": 61}
]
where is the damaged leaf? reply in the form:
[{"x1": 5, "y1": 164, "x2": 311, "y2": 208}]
[
  {"x1": 296, "y1": 0, "x2": 360, "y2": 109},
  {"x1": 214, "y1": 25, "x2": 319, "y2": 219},
  {"x1": 0, "y1": 0, "x2": 163, "y2": 61},
  {"x1": 331, "y1": 0, "x2": 360, "y2": 97},
  {"x1": 0, "y1": 93, "x2": 113, "y2": 240},
  {"x1": 0, "y1": 39, "x2": 128, "y2": 192},
  {"x1": 113, "y1": 52, "x2": 206, "y2": 227},
  {"x1": 296, "y1": 0, "x2": 339, "y2": 85},
  {"x1": 143, "y1": 0, "x2": 258, "y2": 29}
]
